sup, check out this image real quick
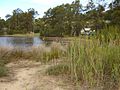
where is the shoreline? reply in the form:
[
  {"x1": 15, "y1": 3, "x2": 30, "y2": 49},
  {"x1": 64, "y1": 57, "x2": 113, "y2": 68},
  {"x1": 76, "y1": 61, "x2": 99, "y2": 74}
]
[{"x1": 0, "y1": 33, "x2": 40, "y2": 37}]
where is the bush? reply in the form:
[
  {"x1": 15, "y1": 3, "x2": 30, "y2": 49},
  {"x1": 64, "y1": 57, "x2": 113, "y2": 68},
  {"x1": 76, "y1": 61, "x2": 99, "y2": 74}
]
[
  {"x1": 0, "y1": 59, "x2": 8, "y2": 77},
  {"x1": 46, "y1": 64, "x2": 69, "y2": 75},
  {"x1": 0, "y1": 66, "x2": 8, "y2": 77}
]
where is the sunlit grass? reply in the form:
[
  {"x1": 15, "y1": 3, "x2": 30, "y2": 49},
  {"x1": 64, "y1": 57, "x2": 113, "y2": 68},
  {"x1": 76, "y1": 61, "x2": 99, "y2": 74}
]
[
  {"x1": 0, "y1": 26, "x2": 120, "y2": 89},
  {"x1": 46, "y1": 26, "x2": 120, "y2": 89},
  {"x1": 0, "y1": 42, "x2": 65, "y2": 63},
  {"x1": 0, "y1": 42, "x2": 65, "y2": 76},
  {"x1": 0, "y1": 33, "x2": 40, "y2": 37}
]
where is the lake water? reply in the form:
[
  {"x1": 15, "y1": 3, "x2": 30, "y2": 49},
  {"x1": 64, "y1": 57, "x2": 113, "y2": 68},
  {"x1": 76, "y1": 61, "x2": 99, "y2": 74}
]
[{"x1": 0, "y1": 36, "x2": 43, "y2": 48}]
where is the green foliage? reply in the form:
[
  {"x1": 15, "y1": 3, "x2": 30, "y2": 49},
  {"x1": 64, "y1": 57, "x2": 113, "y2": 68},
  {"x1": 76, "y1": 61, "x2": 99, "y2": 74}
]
[
  {"x1": 0, "y1": 42, "x2": 65, "y2": 63},
  {"x1": 46, "y1": 27, "x2": 120, "y2": 89},
  {"x1": 38, "y1": 0, "x2": 120, "y2": 37},
  {"x1": 66, "y1": 39, "x2": 120, "y2": 88},
  {"x1": 40, "y1": 0, "x2": 84, "y2": 37},
  {"x1": 0, "y1": 59, "x2": 8, "y2": 77},
  {"x1": 0, "y1": 66, "x2": 8, "y2": 77},
  {"x1": 3, "y1": 8, "x2": 38, "y2": 35},
  {"x1": 0, "y1": 0, "x2": 120, "y2": 36},
  {"x1": 59, "y1": 27, "x2": 120, "y2": 89},
  {"x1": 96, "y1": 26, "x2": 120, "y2": 45},
  {"x1": 46, "y1": 64, "x2": 69, "y2": 76},
  {"x1": 0, "y1": 18, "x2": 6, "y2": 35}
]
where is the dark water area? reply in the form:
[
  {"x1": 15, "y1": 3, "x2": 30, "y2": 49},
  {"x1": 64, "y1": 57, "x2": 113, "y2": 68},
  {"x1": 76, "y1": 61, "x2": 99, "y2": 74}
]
[{"x1": 0, "y1": 36, "x2": 43, "y2": 48}]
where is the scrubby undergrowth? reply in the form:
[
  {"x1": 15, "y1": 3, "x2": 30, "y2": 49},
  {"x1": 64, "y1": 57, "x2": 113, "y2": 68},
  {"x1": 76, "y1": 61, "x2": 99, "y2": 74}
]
[
  {"x1": 46, "y1": 40, "x2": 120, "y2": 90},
  {"x1": 0, "y1": 27, "x2": 120, "y2": 90},
  {"x1": 46, "y1": 27, "x2": 120, "y2": 90},
  {"x1": 0, "y1": 42, "x2": 65, "y2": 77}
]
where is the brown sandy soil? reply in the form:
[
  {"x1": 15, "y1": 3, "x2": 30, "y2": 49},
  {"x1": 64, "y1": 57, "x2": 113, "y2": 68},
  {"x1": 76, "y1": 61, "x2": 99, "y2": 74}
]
[
  {"x1": 0, "y1": 60, "x2": 108, "y2": 90},
  {"x1": 0, "y1": 60, "x2": 74, "y2": 90}
]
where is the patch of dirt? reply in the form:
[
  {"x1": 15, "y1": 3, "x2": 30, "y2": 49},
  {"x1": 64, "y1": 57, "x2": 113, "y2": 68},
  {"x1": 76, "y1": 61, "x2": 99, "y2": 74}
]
[{"x1": 0, "y1": 60, "x2": 74, "y2": 90}]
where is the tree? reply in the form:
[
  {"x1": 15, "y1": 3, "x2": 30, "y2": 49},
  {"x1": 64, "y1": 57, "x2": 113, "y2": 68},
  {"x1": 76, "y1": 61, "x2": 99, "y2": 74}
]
[
  {"x1": 0, "y1": 18, "x2": 6, "y2": 34},
  {"x1": 41, "y1": 0, "x2": 84, "y2": 36},
  {"x1": 104, "y1": 0, "x2": 120, "y2": 26},
  {"x1": 4, "y1": 8, "x2": 38, "y2": 34}
]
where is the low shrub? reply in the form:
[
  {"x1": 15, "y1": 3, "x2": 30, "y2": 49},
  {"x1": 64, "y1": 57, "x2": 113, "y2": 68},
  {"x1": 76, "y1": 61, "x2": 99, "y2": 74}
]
[
  {"x1": 0, "y1": 59, "x2": 8, "y2": 77},
  {"x1": 0, "y1": 66, "x2": 8, "y2": 77},
  {"x1": 46, "y1": 64, "x2": 69, "y2": 76}
]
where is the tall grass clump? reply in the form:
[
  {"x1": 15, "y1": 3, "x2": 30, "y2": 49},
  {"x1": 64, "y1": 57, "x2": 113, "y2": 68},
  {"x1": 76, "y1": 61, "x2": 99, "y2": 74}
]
[
  {"x1": 46, "y1": 63, "x2": 69, "y2": 75},
  {"x1": 29, "y1": 42, "x2": 65, "y2": 63},
  {"x1": 67, "y1": 39, "x2": 120, "y2": 89},
  {"x1": 0, "y1": 42, "x2": 65, "y2": 76},
  {"x1": 0, "y1": 42, "x2": 65, "y2": 63},
  {"x1": 29, "y1": 44, "x2": 52, "y2": 62},
  {"x1": 47, "y1": 26, "x2": 120, "y2": 89},
  {"x1": 65, "y1": 26, "x2": 120, "y2": 89},
  {"x1": 96, "y1": 26, "x2": 120, "y2": 45},
  {"x1": 0, "y1": 62, "x2": 8, "y2": 77},
  {"x1": 0, "y1": 48, "x2": 9, "y2": 77},
  {"x1": 0, "y1": 47, "x2": 13, "y2": 63},
  {"x1": 50, "y1": 42, "x2": 66, "y2": 59}
]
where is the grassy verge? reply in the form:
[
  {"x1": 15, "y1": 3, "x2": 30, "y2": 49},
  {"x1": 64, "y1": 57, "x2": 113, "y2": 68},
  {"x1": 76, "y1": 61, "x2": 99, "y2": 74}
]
[
  {"x1": 0, "y1": 26, "x2": 120, "y2": 89},
  {"x1": 0, "y1": 65, "x2": 8, "y2": 77},
  {"x1": 0, "y1": 33, "x2": 40, "y2": 37},
  {"x1": 0, "y1": 42, "x2": 65, "y2": 77},
  {"x1": 46, "y1": 63, "x2": 69, "y2": 76},
  {"x1": 0, "y1": 59, "x2": 8, "y2": 77},
  {"x1": 46, "y1": 26, "x2": 120, "y2": 90},
  {"x1": 46, "y1": 40, "x2": 120, "y2": 89},
  {"x1": 0, "y1": 42, "x2": 65, "y2": 63}
]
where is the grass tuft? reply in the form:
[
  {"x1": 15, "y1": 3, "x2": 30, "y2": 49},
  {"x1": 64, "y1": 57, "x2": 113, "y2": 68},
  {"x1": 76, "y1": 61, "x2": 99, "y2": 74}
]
[
  {"x1": 0, "y1": 66, "x2": 8, "y2": 77},
  {"x1": 46, "y1": 64, "x2": 69, "y2": 76}
]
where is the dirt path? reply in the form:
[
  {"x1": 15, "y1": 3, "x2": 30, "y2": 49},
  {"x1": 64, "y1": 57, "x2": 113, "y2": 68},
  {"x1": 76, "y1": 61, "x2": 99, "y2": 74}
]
[{"x1": 0, "y1": 60, "x2": 73, "y2": 90}]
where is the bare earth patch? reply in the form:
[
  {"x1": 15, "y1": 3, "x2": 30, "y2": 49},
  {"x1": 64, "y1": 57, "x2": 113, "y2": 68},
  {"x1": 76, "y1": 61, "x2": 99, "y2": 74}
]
[{"x1": 0, "y1": 60, "x2": 74, "y2": 90}]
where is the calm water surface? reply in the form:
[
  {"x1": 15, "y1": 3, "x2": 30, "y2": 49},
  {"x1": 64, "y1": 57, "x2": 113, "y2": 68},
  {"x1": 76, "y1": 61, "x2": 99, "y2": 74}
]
[{"x1": 0, "y1": 36, "x2": 43, "y2": 48}]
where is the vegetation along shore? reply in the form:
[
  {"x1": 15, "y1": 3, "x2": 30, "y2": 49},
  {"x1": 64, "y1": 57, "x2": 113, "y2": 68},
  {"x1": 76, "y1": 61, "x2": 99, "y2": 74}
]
[{"x1": 0, "y1": 0, "x2": 120, "y2": 90}]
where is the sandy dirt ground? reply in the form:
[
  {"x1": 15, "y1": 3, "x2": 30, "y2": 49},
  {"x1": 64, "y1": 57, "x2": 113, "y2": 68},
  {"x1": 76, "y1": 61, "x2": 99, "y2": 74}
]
[{"x1": 0, "y1": 60, "x2": 74, "y2": 90}]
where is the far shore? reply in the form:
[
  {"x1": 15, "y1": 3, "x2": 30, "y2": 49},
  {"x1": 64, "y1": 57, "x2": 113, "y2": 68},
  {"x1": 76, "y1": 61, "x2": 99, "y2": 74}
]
[
  {"x1": 0, "y1": 34, "x2": 92, "y2": 43},
  {"x1": 0, "y1": 33, "x2": 40, "y2": 37}
]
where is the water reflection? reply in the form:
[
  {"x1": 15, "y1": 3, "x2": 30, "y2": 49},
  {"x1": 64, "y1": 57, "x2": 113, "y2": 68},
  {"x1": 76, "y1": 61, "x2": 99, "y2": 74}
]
[{"x1": 0, "y1": 36, "x2": 43, "y2": 48}]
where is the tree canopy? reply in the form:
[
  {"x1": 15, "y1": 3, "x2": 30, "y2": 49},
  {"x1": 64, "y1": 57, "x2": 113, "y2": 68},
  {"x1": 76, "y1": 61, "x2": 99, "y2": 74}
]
[{"x1": 0, "y1": 0, "x2": 120, "y2": 36}]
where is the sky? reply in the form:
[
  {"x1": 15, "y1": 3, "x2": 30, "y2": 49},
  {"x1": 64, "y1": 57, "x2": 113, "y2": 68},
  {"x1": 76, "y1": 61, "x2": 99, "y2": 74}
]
[{"x1": 0, "y1": 0, "x2": 111, "y2": 19}]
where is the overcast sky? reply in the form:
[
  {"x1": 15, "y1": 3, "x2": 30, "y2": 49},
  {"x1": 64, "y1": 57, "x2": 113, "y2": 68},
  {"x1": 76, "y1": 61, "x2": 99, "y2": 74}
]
[{"x1": 0, "y1": 0, "x2": 111, "y2": 19}]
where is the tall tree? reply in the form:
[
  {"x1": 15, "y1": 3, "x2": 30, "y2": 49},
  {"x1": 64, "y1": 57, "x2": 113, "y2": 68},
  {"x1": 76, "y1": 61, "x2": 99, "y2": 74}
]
[{"x1": 5, "y1": 8, "x2": 38, "y2": 34}]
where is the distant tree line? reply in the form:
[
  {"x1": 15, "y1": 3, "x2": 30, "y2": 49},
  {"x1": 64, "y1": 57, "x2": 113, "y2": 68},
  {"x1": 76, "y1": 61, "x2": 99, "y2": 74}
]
[
  {"x1": 0, "y1": 8, "x2": 38, "y2": 35},
  {"x1": 38, "y1": 0, "x2": 120, "y2": 36},
  {"x1": 0, "y1": 0, "x2": 120, "y2": 36}
]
